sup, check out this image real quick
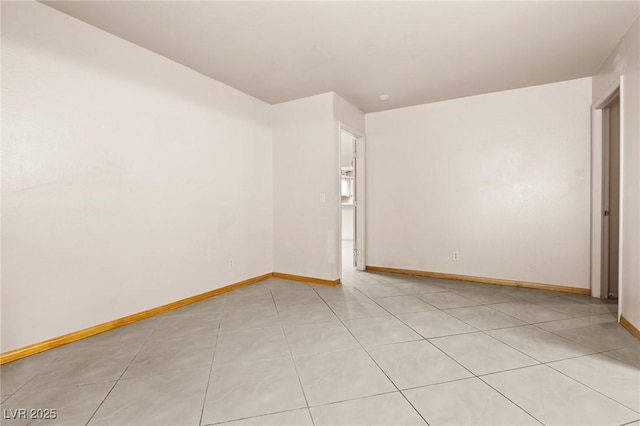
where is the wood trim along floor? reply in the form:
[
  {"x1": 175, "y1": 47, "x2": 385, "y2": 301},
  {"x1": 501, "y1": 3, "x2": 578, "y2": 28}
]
[
  {"x1": 272, "y1": 272, "x2": 340, "y2": 286},
  {"x1": 366, "y1": 265, "x2": 590, "y2": 295},
  {"x1": 620, "y1": 315, "x2": 640, "y2": 340},
  {"x1": 0, "y1": 271, "x2": 341, "y2": 364},
  {"x1": 0, "y1": 272, "x2": 273, "y2": 365}
]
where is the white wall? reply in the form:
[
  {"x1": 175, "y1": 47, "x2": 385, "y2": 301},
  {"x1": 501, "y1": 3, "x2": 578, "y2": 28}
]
[
  {"x1": 592, "y1": 17, "x2": 640, "y2": 330},
  {"x1": 272, "y1": 93, "x2": 337, "y2": 280},
  {"x1": 365, "y1": 78, "x2": 592, "y2": 289},
  {"x1": 334, "y1": 95, "x2": 365, "y2": 136},
  {"x1": 272, "y1": 93, "x2": 363, "y2": 281},
  {"x1": 1, "y1": 2, "x2": 273, "y2": 352}
]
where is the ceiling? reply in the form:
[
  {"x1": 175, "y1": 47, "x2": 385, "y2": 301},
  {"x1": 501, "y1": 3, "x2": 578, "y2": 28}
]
[{"x1": 42, "y1": 1, "x2": 639, "y2": 113}]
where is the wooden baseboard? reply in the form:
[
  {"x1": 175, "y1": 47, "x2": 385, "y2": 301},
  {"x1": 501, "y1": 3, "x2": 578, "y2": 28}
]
[
  {"x1": 0, "y1": 270, "x2": 342, "y2": 364},
  {"x1": 365, "y1": 265, "x2": 590, "y2": 295},
  {"x1": 272, "y1": 272, "x2": 340, "y2": 286},
  {"x1": 620, "y1": 315, "x2": 640, "y2": 340},
  {"x1": 0, "y1": 273, "x2": 272, "y2": 365}
]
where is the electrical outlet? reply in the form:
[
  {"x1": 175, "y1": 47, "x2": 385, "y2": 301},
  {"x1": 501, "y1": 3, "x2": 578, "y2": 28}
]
[
  {"x1": 452, "y1": 251, "x2": 460, "y2": 261},
  {"x1": 228, "y1": 258, "x2": 234, "y2": 269}
]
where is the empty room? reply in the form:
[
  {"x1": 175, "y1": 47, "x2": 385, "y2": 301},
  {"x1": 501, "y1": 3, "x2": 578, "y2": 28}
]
[{"x1": 1, "y1": 1, "x2": 639, "y2": 425}]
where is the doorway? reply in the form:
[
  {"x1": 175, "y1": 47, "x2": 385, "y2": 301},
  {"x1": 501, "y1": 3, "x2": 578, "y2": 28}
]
[
  {"x1": 601, "y1": 92, "x2": 621, "y2": 300},
  {"x1": 339, "y1": 124, "x2": 365, "y2": 275}
]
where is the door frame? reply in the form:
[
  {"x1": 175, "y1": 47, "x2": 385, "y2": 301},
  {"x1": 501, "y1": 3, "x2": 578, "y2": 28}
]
[
  {"x1": 591, "y1": 76, "x2": 624, "y2": 315},
  {"x1": 338, "y1": 122, "x2": 366, "y2": 274},
  {"x1": 602, "y1": 91, "x2": 621, "y2": 300}
]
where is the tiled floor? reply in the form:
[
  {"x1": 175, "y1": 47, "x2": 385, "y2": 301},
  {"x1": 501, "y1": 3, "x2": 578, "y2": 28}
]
[{"x1": 2, "y1": 270, "x2": 639, "y2": 426}]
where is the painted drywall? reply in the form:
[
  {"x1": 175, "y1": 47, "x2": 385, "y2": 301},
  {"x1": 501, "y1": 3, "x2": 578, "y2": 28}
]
[
  {"x1": 593, "y1": 17, "x2": 640, "y2": 330},
  {"x1": 272, "y1": 93, "x2": 337, "y2": 280},
  {"x1": 365, "y1": 78, "x2": 592, "y2": 289},
  {"x1": 272, "y1": 93, "x2": 364, "y2": 281},
  {"x1": 335, "y1": 95, "x2": 365, "y2": 135},
  {"x1": 1, "y1": 2, "x2": 273, "y2": 352}
]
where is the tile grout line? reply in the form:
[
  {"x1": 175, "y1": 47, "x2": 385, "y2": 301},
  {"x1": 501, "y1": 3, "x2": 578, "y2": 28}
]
[
  {"x1": 529, "y1": 318, "x2": 625, "y2": 351},
  {"x1": 468, "y1": 310, "x2": 631, "y2": 370},
  {"x1": 198, "y1": 305, "x2": 224, "y2": 426},
  {"x1": 84, "y1": 322, "x2": 159, "y2": 426},
  {"x1": 310, "y1": 282, "x2": 432, "y2": 425},
  {"x1": 468, "y1": 297, "x2": 569, "y2": 323},
  {"x1": 478, "y1": 305, "x2": 626, "y2": 358},
  {"x1": 537, "y1": 325, "x2": 621, "y2": 352},
  {"x1": 346, "y1": 277, "x2": 493, "y2": 373},
  {"x1": 473, "y1": 293, "x2": 618, "y2": 319},
  {"x1": 2, "y1": 352, "x2": 60, "y2": 399},
  {"x1": 475, "y1": 339, "x2": 635, "y2": 421},
  {"x1": 474, "y1": 374, "x2": 545, "y2": 425},
  {"x1": 270, "y1": 287, "x2": 315, "y2": 425},
  {"x1": 345, "y1": 273, "x2": 638, "y2": 423},
  {"x1": 349, "y1": 275, "x2": 550, "y2": 423},
  {"x1": 211, "y1": 277, "x2": 623, "y2": 425},
  {"x1": 465, "y1": 310, "x2": 605, "y2": 365},
  {"x1": 421, "y1": 299, "x2": 552, "y2": 366},
  {"x1": 545, "y1": 362, "x2": 640, "y2": 415},
  {"x1": 370, "y1": 297, "x2": 531, "y2": 424},
  {"x1": 388, "y1": 282, "x2": 554, "y2": 425},
  {"x1": 201, "y1": 407, "x2": 312, "y2": 426},
  {"x1": 418, "y1": 282, "x2": 638, "y2": 417}
]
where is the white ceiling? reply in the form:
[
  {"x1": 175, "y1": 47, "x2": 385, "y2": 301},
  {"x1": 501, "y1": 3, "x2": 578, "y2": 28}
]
[{"x1": 42, "y1": 1, "x2": 639, "y2": 113}]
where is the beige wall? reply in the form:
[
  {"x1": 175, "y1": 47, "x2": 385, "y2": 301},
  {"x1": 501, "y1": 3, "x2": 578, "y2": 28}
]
[
  {"x1": 592, "y1": 17, "x2": 640, "y2": 330},
  {"x1": 1, "y1": 2, "x2": 273, "y2": 352},
  {"x1": 365, "y1": 78, "x2": 593, "y2": 289}
]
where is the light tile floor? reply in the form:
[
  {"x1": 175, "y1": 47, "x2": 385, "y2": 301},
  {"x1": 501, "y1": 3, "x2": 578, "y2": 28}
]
[{"x1": 2, "y1": 270, "x2": 640, "y2": 426}]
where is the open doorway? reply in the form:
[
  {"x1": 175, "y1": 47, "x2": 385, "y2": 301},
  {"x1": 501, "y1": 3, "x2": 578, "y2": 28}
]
[
  {"x1": 601, "y1": 91, "x2": 621, "y2": 300},
  {"x1": 339, "y1": 124, "x2": 365, "y2": 276},
  {"x1": 341, "y1": 130, "x2": 356, "y2": 271}
]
